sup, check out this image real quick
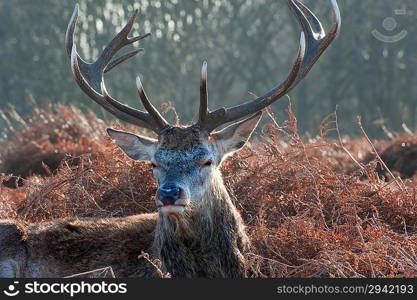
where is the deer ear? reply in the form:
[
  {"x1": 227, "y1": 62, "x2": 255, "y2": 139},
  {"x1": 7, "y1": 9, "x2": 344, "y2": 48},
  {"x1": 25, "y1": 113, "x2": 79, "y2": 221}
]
[
  {"x1": 107, "y1": 128, "x2": 157, "y2": 161},
  {"x1": 211, "y1": 111, "x2": 262, "y2": 158}
]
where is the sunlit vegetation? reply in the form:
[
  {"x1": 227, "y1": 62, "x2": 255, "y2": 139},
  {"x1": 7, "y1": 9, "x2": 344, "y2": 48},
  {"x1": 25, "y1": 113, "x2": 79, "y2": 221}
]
[{"x1": 1, "y1": 105, "x2": 416, "y2": 277}]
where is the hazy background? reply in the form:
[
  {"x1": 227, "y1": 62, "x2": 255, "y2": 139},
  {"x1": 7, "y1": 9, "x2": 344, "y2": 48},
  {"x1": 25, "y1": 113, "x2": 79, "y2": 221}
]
[{"x1": 1, "y1": 0, "x2": 416, "y2": 138}]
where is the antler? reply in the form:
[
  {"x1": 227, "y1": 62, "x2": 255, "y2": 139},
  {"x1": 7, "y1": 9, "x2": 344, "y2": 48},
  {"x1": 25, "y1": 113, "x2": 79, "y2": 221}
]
[
  {"x1": 197, "y1": 0, "x2": 341, "y2": 132},
  {"x1": 65, "y1": 4, "x2": 169, "y2": 133}
]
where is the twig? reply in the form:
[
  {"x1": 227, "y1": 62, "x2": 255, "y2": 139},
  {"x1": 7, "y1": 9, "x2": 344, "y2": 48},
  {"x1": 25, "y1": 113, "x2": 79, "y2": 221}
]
[
  {"x1": 138, "y1": 251, "x2": 171, "y2": 278},
  {"x1": 402, "y1": 123, "x2": 414, "y2": 136},
  {"x1": 65, "y1": 266, "x2": 115, "y2": 278},
  {"x1": 357, "y1": 116, "x2": 405, "y2": 191},
  {"x1": 334, "y1": 108, "x2": 365, "y2": 171}
]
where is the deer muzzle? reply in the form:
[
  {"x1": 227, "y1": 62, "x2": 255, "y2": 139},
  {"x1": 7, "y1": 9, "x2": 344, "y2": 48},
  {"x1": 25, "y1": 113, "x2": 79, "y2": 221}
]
[{"x1": 156, "y1": 184, "x2": 187, "y2": 214}]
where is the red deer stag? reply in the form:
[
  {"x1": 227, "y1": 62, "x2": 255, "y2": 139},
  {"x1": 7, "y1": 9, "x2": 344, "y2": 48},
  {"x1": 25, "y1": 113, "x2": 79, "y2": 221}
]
[{"x1": 0, "y1": 0, "x2": 340, "y2": 278}]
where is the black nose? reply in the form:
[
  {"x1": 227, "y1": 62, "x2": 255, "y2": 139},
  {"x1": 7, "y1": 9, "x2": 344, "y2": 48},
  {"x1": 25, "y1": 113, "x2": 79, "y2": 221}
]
[{"x1": 157, "y1": 185, "x2": 181, "y2": 205}]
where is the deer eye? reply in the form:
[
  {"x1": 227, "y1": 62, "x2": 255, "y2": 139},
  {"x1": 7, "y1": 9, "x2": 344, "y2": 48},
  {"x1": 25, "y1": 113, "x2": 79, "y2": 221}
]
[{"x1": 202, "y1": 160, "x2": 212, "y2": 167}]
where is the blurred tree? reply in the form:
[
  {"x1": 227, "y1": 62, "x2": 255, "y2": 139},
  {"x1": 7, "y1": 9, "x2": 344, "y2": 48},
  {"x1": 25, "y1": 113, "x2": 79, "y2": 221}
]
[{"x1": 0, "y1": 0, "x2": 416, "y2": 137}]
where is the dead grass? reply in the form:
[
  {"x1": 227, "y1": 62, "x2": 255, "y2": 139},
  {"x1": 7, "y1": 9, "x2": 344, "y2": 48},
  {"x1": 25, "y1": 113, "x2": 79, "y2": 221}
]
[
  {"x1": 0, "y1": 104, "x2": 416, "y2": 278},
  {"x1": 0, "y1": 104, "x2": 107, "y2": 187}
]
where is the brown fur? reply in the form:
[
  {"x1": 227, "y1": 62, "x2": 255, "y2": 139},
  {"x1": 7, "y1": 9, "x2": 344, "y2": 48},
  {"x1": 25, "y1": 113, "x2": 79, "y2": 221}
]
[
  {"x1": 1, "y1": 214, "x2": 158, "y2": 277},
  {"x1": 154, "y1": 171, "x2": 249, "y2": 277},
  {"x1": 152, "y1": 127, "x2": 250, "y2": 277},
  {"x1": 159, "y1": 126, "x2": 206, "y2": 151},
  {"x1": 362, "y1": 141, "x2": 417, "y2": 179},
  {"x1": 0, "y1": 220, "x2": 27, "y2": 276},
  {"x1": 1, "y1": 124, "x2": 254, "y2": 278}
]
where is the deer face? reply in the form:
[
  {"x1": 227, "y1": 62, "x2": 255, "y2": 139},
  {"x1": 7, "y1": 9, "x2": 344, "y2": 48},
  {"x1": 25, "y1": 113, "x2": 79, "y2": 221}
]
[{"x1": 107, "y1": 113, "x2": 261, "y2": 215}]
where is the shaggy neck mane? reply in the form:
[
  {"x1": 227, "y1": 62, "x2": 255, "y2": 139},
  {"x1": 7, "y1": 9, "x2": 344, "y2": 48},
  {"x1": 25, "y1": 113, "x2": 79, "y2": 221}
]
[{"x1": 153, "y1": 170, "x2": 249, "y2": 278}]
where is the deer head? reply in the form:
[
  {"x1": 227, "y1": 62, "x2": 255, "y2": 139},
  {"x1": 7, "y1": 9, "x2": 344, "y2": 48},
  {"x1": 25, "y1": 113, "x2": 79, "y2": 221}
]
[{"x1": 65, "y1": 0, "x2": 340, "y2": 217}]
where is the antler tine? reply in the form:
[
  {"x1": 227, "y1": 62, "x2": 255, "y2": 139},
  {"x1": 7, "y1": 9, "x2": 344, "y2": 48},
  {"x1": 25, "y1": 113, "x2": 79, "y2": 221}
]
[
  {"x1": 70, "y1": 45, "x2": 153, "y2": 129},
  {"x1": 136, "y1": 76, "x2": 169, "y2": 130},
  {"x1": 104, "y1": 48, "x2": 143, "y2": 73},
  {"x1": 65, "y1": 5, "x2": 151, "y2": 91},
  {"x1": 287, "y1": 0, "x2": 341, "y2": 85},
  {"x1": 323, "y1": 0, "x2": 341, "y2": 49},
  {"x1": 199, "y1": 61, "x2": 209, "y2": 123},
  {"x1": 198, "y1": 0, "x2": 340, "y2": 133},
  {"x1": 65, "y1": 3, "x2": 79, "y2": 57},
  {"x1": 66, "y1": 4, "x2": 168, "y2": 134},
  {"x1": 199, "y1": 32, "x2": 306, "y2": 132},
  {"x1": 292, "y1": 0, "x2": 324, "y2": 38},
  {"x1": 97, "y1": 9, "x2": 151, "y2": 71},
  {"x1": 65, "y1": 4, "x2": 90, "y2": 81}
]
